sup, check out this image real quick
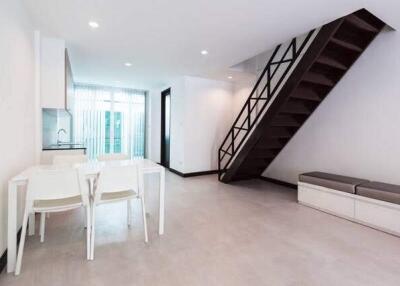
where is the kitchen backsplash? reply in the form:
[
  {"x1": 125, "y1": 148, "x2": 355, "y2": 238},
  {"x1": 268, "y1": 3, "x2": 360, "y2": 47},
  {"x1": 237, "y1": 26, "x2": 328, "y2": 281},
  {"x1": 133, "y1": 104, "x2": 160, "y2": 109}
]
[{"x1": 42, "y1": 108, "x2": 72, "y2": 147}]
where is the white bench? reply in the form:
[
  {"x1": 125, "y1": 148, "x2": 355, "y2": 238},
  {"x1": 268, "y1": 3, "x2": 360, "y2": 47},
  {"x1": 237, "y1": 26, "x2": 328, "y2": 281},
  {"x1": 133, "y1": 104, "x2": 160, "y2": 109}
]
[{"x1": 298, "y1": 172, "x2": 400, "y2": 236}]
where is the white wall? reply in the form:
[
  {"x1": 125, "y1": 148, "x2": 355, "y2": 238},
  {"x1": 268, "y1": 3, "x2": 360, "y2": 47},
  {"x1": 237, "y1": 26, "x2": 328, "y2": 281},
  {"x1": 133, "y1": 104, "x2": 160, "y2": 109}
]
[
  {"x1": 263, "y1": 27, "x2": 400, "y2": 185},
  {"x1": 148, "y1": 89, "x2": 160, "y2": 162},
  {"x1": 169, "y1": 78, "x2": 186, "y2": 172},
  {"x1": 149, "y1": 76, "x2": 233, "y2": 173},
  {"x1": 182, "y1": 76, "x2": 233, "y2": 173},
  {"x1": 233, "y1": 80, "x2": 255, "y2": 117},
  {"x1": 0, "y1": 0, "x2": 36, "y2": 254},
  {"x1": 148, "y1": 77, "x2": 185, "y2": 167}
]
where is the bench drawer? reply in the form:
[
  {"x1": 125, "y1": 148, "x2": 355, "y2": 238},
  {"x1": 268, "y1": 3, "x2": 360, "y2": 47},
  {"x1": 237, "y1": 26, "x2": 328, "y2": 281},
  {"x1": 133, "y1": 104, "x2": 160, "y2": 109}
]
[
  {"x1": 298, "y1": 184, "x2": 354, "y2": 219},
  {"x1": 355, "y1": 199, "x2": 400, "y2": 235}
]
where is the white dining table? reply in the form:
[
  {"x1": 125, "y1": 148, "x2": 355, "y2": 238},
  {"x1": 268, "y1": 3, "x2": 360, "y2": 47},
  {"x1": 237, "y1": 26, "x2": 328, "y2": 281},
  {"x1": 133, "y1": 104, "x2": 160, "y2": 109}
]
[{"x1": 7, "y1": 159, "x2": 165, "y2": 273}]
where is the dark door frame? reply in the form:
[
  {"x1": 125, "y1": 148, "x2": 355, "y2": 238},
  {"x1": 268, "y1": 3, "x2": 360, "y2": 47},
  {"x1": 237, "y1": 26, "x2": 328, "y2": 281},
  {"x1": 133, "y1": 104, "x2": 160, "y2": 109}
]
[{"x1": 160, "y1": 88, "x2": 171, "y2": 167}]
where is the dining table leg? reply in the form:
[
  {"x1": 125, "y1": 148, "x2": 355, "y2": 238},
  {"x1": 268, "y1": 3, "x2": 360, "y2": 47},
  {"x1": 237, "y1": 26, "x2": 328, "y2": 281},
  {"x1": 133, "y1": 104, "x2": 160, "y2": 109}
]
[
  {"x1": 28, "y1": 214, "x2": 35, "y2": 236},
  {"x1": 87, "y1": 177, "x2": 93, "y2": 260},
  {"x1": 159, "y1": 168, "x2": 165, "y2": 235},
  {"x1": 7, "y1": 181, "x2": 18, "y2": 273}
]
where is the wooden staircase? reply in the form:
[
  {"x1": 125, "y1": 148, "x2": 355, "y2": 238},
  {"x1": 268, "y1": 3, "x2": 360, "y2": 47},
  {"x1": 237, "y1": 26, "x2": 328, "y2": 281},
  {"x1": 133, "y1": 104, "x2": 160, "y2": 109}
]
[{"x1": 218, "y1": 9, "x2": 386, "y2": 182}]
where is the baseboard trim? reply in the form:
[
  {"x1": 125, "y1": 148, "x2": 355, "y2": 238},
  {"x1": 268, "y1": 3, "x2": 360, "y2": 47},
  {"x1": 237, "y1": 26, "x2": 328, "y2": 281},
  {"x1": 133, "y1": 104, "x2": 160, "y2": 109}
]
[
  {"x1": 259, "y1": 176, "x2": 297, "y2": 189},
  {"x1": 169, "y1": 168, "x2": 218, "y2": 178},
  {"x1": 185, "y1": 170, "x2": 219, "y2": 177},
  {"x1": 0, "y1": 227, "x2": 22, "y2": 274},
  {"x1": 168, "y1": 168, "x2": 184, "y2": 177}
]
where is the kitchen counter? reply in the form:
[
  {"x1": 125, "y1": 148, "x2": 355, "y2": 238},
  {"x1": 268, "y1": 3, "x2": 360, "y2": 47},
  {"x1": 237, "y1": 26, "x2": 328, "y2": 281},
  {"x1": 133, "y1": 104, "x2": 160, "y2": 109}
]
[{"x1": 42, "y1": 144, "x2": 86, "y2": 151}]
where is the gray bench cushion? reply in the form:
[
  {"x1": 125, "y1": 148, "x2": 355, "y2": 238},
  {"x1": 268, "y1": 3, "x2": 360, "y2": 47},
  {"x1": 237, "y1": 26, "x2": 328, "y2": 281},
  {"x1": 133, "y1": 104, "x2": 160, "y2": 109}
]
[
  {"x1": 299, "y1": 172, "x2": 369, "y2": 194},
  {"x1": 356, "y1": 182, "x2": 400, "y2": 204}
]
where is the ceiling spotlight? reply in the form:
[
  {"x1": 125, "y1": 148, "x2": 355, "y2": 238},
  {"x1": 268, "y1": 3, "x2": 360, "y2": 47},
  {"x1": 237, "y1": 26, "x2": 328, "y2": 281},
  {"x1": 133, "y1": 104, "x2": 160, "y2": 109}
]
[
  {"x1": 88, "y1": 21, "x2": 99, "y2": 29},
  {"x1": 201, "y1": 50, "x2": 208, "y2": 55},
  {"x1": 228, "y1": 76, "x2": 233, "y2": 79},
  {"x1": 124, "y1": 62, "x2": 132, "y2": 67}
]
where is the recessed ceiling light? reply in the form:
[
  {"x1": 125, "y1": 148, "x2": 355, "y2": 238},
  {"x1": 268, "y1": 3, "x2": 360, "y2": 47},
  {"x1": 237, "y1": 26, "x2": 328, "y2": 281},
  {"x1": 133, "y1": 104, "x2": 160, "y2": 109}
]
[
  {"x1": 201, "y1": 50, "x2": 208, "y2": 55},
  {"x1": 88, "y1": 21, "x2": 99, "y2": 29},
  {"x1": 228, "y1": 76, "x2": 233, "y2": 79},
  {"x1": 124, "y1": 62, "x2": 132, "y2": 67}
]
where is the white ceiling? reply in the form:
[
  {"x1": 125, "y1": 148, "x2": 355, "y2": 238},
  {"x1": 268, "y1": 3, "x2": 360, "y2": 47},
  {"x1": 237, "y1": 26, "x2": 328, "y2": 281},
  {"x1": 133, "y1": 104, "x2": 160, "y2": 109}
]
[{"x1": 23, "y1": 0, "x2": 399, "y2": 90}]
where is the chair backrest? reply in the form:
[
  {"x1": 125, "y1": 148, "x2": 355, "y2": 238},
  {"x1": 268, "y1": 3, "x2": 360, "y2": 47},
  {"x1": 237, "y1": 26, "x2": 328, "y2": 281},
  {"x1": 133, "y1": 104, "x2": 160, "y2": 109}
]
[
  {"x1": 95, "y1": 164, "x2": 139, "y2": 199},
  {"x1": 97, "y1": 153, "x2": 130, "y2": 162},
  {"x1": 26, "y1": 168, "x2": 89, "y2": 205},
  {"x1": 53, "y1": 154, "x2": 88, "y2": 166}
]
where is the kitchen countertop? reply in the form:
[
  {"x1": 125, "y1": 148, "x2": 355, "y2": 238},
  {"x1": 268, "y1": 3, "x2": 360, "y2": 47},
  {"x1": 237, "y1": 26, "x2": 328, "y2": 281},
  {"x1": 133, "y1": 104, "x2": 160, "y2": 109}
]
[{"x1": 42, "y1": 144, "x2": 86, "y2": 151}]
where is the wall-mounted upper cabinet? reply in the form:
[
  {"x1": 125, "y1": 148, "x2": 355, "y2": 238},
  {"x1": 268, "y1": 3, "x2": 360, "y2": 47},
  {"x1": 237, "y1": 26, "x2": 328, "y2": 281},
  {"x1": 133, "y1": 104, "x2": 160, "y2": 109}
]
[
  {"x1": 40, "y1": 36, "x2": 74, "y2": 110},
  {"x1": 65, "y1": 51, "x2": 74, "y2": 111}
]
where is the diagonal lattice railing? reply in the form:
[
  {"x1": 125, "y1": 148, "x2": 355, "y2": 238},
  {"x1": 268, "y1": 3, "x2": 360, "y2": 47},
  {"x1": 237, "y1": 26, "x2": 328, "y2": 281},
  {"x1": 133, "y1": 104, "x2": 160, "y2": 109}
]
[{"x1": 218, "y1": 29, "x2": 316, "y2": 181}]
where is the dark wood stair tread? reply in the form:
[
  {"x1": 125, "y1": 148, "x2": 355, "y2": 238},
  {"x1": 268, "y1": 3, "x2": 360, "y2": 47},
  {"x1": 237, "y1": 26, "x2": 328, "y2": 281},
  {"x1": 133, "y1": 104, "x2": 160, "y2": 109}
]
[
  {"x1": 235, "y1": 167, "x2": 265, "y2": 177},
  {"x1": 330, "y1": 37, "x2": 363, "y2": 52},
  {"x1": 281, "y1": 101, "x2": 312, "y2": 115},
  {"x1": 345, "y1": 14, "x2": 379, "y2": 33},
  {"x1": 290, "y1": 87, "x2": 321, "y2": 101},
  {"x1": 315, "y1": 55, "x2": 348, "y2": 70},
  {"x1": 271, "y1": 115, "x2": 301, "y2": 127},
  {"x1": 257, "y1": 138, "x2": 285, "y2": 149},
  {"x1": 241, "y1": 158, "x2": 271, "y2": 167},
  {"x1": 267, "y1": 127, "x2": 293, "y2": 138},
  {"x1": 248, "y1": 149, "x2": 277, "y2": 159},
  {"x1": 302, "y1": 72, "x2": 335, "y2": 86}
]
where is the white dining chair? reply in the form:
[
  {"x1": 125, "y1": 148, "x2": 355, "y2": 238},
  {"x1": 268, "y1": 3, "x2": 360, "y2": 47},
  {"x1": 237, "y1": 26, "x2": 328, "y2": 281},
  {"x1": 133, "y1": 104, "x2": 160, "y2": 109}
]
[
  {"x1": 15, "y1": 168, "x2": 91, "y2": 275},
  {"x1": 90, "y1": 164, "x2": 148, "y2": 260},
  {"x1": 97, "y1": 153, "x2": 129, "y2": 161},
  {"x1": 97, "y1": 153, "x2": 131, "y2": 222},
  {"x1": 53, "y1": 154, "x2": 88, "y2": 166},
  {"x1": 38, "y1": 154, "x2": 89, "y2": 239}
]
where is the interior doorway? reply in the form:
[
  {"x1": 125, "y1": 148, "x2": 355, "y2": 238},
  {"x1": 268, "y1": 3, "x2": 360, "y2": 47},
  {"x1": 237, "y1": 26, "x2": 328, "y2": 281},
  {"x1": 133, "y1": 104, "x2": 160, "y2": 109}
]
[{"x1": 160, "y1": 88, "x2": 171, "y2": 168}]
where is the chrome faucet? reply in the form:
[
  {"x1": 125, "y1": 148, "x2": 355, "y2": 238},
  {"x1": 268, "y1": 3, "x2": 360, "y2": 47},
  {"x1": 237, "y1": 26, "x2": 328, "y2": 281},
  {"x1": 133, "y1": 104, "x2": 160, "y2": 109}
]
[{"x1": 57, "y1": 128, "x2": 67, "y2": 145}]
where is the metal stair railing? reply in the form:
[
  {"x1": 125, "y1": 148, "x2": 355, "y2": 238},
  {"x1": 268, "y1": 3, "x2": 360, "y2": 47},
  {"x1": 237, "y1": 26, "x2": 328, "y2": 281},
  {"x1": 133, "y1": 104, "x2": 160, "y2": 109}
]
[{"x1": 218, "y1": 29, "x2": 316, "y2": 181}]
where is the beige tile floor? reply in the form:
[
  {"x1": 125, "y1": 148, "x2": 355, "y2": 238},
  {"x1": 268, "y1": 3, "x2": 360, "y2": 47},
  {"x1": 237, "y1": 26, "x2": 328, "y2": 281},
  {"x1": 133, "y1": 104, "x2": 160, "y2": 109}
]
[{"x1": 2, "y1": 171, "x2": 400, "y2": 286}]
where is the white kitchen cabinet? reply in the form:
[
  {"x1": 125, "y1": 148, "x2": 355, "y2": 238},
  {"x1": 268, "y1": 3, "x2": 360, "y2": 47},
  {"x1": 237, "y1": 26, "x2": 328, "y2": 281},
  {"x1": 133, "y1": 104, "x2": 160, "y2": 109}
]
[
  {"x1": 65, "y1": 51, "x2": 74, "y2": 111},
  {"x1": 40, "y1": 148, "x2": 86, "y2": 164},
  {"x1": 40, "y1": 36, "x2": 74, "y2": 109}
]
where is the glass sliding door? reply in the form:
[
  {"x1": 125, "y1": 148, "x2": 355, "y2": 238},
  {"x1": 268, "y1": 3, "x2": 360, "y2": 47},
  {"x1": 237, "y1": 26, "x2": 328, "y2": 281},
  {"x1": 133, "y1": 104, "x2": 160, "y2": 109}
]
[
  {"x1": 105, "y1": 111, "x2": 111, "y2": 154},
  {"x1": 73, "y1": 84, "x2": 146, "y2": 160},
  {"x1": 113, "y1": 112, "x2": 122, "y2": 153}
]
